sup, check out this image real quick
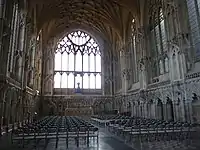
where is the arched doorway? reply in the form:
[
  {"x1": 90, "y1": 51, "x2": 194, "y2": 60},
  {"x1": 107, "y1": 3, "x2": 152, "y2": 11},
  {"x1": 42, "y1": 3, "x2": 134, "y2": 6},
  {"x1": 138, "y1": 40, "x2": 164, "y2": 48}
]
[
  {"x1": 147, "y1": 99, "x2": 154, "y2": 118},
  {"x1": 166, "y1": 97, "x2": 174, "y2": 121},
  {"x1": 157, "y1": 99, "x2": 164, "y2": 120}
]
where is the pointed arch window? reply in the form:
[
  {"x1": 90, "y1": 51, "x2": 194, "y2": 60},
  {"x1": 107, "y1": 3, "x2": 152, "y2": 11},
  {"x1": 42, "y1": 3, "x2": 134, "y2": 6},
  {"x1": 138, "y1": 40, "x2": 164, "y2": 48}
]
[
  {"x1": 130, "y1": 18, "x2": 139, "y2": 83},
  {"x1": 54, "y1": 30, "x2": 101, "y2": 89},
  {"x1": 187, "y1": 0, "x2": 200, "y2": 58},
  {"x1": 150, "y1": 6, "x2": 167, "y2": 78}
]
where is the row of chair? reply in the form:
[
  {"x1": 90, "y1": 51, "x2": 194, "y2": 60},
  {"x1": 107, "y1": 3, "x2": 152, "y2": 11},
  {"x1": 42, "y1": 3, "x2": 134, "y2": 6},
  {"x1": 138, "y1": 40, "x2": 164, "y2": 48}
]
[
  {"x1": 107, "y1": 116, "x2": 200, "y2": 143},
  {"x1": 12, "y1": 116, "x2": 99, "y2": 148}
]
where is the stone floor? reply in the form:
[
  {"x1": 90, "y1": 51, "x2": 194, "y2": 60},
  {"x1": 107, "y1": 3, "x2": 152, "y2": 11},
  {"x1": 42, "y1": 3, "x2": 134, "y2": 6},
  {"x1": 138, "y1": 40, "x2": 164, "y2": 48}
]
[
  {"x1": 0, "y1": 128, "x2": 134, "y2": 150},
  {"x1": 1, "y1": 128, "x2": 200, "y2": 150}
]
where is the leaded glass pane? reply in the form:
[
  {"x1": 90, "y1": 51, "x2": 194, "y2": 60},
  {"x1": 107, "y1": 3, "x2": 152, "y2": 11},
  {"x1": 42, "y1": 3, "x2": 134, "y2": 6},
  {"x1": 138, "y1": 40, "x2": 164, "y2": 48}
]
[
  {"x1": 83, "y1": 74, "x2": 89, "y2": 89},
  {"x1": 68, "y1": 53, "x2": 74, "y2": 71},
  {"x1": 90, "y1": 74, "x2": 95, "y2": 89},
  {"x1": 61, "y1": 73, "x2": 68, "y2": 88},
  {"x1": 83, "y1": 54, "x2": 89, "y2": 71},
  {"x1": 96, "y1": 54, "x2": 101, "y2": 72},
  {"x1": 55, "y1": 53, "x2": 61, "y2": 71},
  {"x1": 90, "y1": 53, "x2": 95, "y2": 72},
  {"x1": 62, "y1": 52, "x2": 68, "y2": 71},
  {"x1": 68, "y1": 73, "x2": 74, "y2": 88},
  {"x1": 96, "y1": 74, "x2": 101, "y2": 89},
  {"x1": 54, "y1": 72, "x2": 61, "y2": 88},
  {"x1": 75, "y1": 51, "x2": 82, "y2": 71}
]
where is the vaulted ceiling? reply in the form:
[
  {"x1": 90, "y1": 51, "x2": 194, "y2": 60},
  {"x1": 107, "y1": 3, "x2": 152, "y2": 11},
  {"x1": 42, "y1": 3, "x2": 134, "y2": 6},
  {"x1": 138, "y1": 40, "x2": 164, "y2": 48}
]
[{"x1": 27, "y1": 0, "x2": 139, "y2": 45}]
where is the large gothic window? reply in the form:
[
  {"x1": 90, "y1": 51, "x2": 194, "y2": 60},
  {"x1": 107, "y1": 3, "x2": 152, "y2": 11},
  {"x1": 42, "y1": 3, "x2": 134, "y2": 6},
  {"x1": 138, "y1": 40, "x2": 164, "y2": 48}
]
[
  {"x1": 54, "y1": 31, "x2": 101, "y2": 89},
  {"x1": 150, "y1": 6, "x2": 168, "y2": 78},
  {"x1": 130, "y1": 19, "x2": 139, "y2": 83},
  {"x1": 187, "y1": 0, "x2": 200, "y2": 58}
]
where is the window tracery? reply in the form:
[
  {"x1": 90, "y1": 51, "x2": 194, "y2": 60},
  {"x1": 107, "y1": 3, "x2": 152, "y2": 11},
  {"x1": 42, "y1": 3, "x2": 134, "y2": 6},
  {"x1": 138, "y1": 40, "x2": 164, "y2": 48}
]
[{"x1": 54, "y1": 30, "x2": 101, "y2": 89}]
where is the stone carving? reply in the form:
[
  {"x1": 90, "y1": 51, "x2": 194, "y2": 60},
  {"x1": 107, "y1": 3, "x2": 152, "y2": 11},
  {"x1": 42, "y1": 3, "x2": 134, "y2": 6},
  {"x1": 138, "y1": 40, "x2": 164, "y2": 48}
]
[
  {"x1": 19, "y1": 11, "x2": 26, "y2": 28},
  {"x1": 165, "y1": 57, "x2": 169, "y2": 72},
  {"x1": 122, "y1": 69, "x2": 130, "y2": 80}
]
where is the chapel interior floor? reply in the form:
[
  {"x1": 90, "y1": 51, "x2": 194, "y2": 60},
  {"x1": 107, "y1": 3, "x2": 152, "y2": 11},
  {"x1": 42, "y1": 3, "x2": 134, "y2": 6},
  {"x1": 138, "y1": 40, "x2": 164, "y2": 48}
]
[
  {"x1": 0, "y1": 127, "x2": 200, "y2": 150},
  {"x1": 0, "y1": 128, "x2": 134, "y2": 150}
]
